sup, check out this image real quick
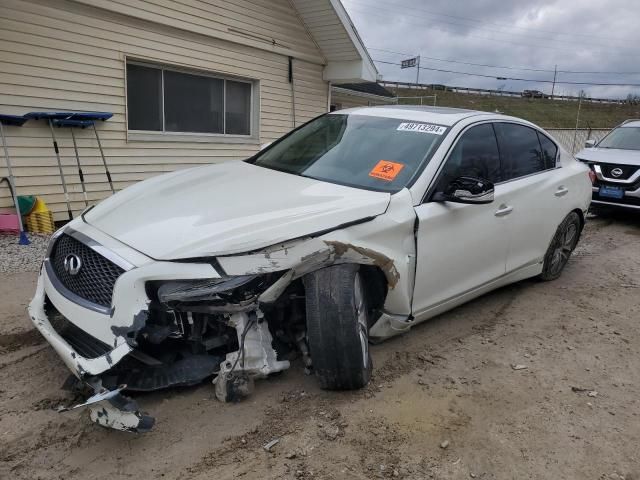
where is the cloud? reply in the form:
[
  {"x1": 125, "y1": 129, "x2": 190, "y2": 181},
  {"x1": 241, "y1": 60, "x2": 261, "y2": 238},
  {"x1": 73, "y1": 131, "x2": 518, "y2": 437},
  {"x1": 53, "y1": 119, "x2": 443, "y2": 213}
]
[{"x1": 343, "y1": 0, "x2": 640, "y2": 99}]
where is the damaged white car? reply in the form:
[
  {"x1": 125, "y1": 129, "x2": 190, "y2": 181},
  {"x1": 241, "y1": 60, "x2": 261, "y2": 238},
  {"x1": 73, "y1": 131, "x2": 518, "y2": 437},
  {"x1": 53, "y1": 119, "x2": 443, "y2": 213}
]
[{"x1": 29, "y1": 106, "x2": 592, "y2": 432}]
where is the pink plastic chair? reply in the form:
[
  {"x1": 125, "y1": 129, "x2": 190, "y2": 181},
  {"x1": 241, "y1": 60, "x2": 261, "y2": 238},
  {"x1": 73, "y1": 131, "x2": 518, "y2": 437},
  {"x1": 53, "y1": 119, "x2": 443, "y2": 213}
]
[{"x1": 0, "y1": 213, "x2": 20, "y2": 234}]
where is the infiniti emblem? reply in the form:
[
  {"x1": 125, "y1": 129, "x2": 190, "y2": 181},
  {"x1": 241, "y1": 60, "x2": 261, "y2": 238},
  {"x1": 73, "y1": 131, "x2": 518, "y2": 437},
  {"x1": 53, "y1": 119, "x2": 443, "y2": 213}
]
[
  {"x1": 611, "y1": 168, "x2": 624, "y2": 178},
  {"x1": 63, "y1": 254, "x2": 82, "y2": 276}
]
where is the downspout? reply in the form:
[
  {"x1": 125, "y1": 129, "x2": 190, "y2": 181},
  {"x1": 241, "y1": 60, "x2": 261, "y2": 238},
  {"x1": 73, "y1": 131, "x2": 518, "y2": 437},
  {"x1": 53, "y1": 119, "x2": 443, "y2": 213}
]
[{"x1": 289, "y1": 56, "x2": 296, "y2": 128}]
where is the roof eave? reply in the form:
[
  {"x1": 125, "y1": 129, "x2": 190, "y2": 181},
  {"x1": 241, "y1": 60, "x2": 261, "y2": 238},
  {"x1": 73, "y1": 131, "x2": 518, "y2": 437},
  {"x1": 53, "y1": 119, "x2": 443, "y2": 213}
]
[
  {"x1": 325, "y1": 0, "x2": 379, "y2": 82},
  {"x1": 291, "y1": 0, "x2": 379, "y2": 83}
]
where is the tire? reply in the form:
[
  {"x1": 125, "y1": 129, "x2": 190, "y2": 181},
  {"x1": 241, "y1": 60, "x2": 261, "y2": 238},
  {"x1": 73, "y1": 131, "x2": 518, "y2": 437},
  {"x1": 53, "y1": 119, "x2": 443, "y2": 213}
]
[
  {"x1": 539, "y1": 212, "x2": 582, "y2": 281},
  {"x1": 303, "y1": 264, "x2": 372, "y2": 390}
]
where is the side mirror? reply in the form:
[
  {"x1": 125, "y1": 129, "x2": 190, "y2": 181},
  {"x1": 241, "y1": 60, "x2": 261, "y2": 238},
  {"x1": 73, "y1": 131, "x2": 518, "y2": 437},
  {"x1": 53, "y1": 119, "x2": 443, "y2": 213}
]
[
  {"x1": 433, "y1": 176, "x2": 495, "y2": 204},
  {"x1": 585, "y1": 139, "x2": 597, "y2": 148}
]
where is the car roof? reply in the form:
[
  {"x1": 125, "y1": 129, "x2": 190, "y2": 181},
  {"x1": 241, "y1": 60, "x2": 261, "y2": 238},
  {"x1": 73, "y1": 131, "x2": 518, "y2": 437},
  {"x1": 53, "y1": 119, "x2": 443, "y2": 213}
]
[
  {"x1": 620, "y1": 120, "x2": 640, "y2": 128},
  {"x1": 332, "y1": 105, "x2": 497, "y2": 126}
]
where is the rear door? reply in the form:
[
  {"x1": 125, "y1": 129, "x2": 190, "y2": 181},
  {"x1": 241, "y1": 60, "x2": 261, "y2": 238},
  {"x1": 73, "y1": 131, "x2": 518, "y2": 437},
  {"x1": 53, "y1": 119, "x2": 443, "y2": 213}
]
[{"x1": 493, "y1": 123, "x2": 568, "y2": 272}]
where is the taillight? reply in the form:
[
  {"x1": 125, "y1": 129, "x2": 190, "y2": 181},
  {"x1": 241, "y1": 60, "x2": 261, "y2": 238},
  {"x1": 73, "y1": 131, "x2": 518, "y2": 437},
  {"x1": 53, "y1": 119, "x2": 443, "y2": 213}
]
[{"x1": 588, "y1": 170, "x2": 597, "y2": 184}]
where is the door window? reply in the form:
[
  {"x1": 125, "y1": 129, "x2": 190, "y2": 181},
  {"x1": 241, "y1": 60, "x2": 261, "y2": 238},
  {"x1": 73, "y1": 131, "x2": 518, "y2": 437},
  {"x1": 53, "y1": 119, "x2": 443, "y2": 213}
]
[
  {"x1": 495, "y1": 123, "x2": 547, "y2": 180},
  {"x1": 436, "y1": 123, "x2": 501, "y2": 191}
]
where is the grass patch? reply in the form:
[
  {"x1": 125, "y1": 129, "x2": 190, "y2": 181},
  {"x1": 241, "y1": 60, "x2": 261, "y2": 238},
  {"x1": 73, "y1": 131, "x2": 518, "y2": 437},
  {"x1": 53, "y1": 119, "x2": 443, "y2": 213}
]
[{"x1": 393, "y1": 88, "x2": 640, "y2": 129}]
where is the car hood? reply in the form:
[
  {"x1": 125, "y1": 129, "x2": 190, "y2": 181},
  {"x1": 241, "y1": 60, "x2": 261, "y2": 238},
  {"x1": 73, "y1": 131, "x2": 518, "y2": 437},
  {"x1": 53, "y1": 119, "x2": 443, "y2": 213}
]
[
  {"x1": 84, "y1": 161, "x2": 391, "y2": 259},
  {"x1": 575, "y1": 148, "x2": 640, "y2": 166}
]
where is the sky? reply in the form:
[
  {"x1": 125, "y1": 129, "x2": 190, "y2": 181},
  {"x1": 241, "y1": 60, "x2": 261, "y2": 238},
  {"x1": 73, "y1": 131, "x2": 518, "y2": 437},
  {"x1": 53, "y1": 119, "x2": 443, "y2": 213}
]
[{"x1": 342, "y1": 0, "x2": 640, "y2": 99}]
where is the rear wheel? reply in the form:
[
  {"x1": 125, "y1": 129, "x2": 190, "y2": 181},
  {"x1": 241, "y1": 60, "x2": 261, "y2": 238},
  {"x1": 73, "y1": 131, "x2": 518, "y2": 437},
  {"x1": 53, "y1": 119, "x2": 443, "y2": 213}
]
[
  {"x1": 539, "y1": 212, "x2": 581, "y2": 281},
  {"x1": 303, "y1": 264, "x2": 372, "y2": 390}
]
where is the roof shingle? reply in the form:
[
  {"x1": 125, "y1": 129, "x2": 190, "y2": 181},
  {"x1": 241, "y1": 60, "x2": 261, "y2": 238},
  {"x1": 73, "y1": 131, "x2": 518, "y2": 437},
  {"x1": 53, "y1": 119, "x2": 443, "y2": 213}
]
[{"x1": 334, "y1": 82, "x2": 395, "y2": 98}]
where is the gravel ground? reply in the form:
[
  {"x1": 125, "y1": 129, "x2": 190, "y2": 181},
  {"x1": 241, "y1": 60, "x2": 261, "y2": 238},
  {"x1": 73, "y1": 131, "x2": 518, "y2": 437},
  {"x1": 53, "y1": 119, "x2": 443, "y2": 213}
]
[
  {"x1": 0, "y1": 214, "x2": 639, "y2": 480},
  {"x1": 0, "y1": 233, "x2": 50, "y2": 274}
]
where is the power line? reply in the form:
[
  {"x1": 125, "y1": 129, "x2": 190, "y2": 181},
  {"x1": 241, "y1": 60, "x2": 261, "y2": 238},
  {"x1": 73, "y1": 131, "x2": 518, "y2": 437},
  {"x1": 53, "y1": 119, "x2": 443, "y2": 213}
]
[
  {"x1": 374, "y1": 59, "x2": 640, "y2": 87},
  {"x1": 344, "y1": 0, "x2": 630, "y2": 48},
  {"x1": 346, "y1": 3, "x2": 640, "y2": 58},
  {"x1": 370, "y1": 48, "x2": 555, "y2": 73},
  {"x1": 368, "y1": 48, "x2": 640, "y2": 76}
]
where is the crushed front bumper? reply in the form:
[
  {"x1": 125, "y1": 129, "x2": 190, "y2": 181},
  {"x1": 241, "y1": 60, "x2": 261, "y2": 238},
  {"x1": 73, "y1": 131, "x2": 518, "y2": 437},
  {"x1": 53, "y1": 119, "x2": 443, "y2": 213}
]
[
  {"x1": 28, "y1": 224, "x2": 221, "y2": 379},
  {"x1": 28, "y1": 223, "x2": 222, "y2": 432},
  {"x1": 29, "y1": 273, "x2": 155, "y2": 432},
  {"x1": 29, "y1": 271, "x2": 133, "y2": 377},
  {"x1": 29, "y1": 222, "x2": 295, "y2": 432}
]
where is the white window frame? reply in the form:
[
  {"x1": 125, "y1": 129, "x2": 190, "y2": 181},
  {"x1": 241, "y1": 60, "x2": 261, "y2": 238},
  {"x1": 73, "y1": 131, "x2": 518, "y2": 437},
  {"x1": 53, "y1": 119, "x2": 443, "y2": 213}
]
[{"x1": 125, "y1": 58, "x2": 260, "y2": 143}]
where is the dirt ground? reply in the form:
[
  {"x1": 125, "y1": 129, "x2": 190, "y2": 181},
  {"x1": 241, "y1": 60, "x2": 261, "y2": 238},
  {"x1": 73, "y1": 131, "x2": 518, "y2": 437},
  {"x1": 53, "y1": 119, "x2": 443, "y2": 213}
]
[{"x1": 1, "y1": 212, "x2": 639, "y2": 480}]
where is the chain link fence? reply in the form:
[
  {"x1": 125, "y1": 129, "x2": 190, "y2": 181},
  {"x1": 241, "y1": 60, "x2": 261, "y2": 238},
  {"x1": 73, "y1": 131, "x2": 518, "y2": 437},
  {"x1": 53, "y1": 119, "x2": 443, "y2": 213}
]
[
  {"x1": 544, "y1": 128, "x2": 610, "y2": 154},
  {"x1": 396, "y1": 95, "x2": 438, "y2": 106}
]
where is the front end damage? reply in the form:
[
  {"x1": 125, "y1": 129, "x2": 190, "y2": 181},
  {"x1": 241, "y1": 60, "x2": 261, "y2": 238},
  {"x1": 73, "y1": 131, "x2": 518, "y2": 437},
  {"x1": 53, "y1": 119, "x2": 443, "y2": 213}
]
[
  {"x1": 29, "y1": 191, "x2": 417, "y2": 432},
  {"x1": 30, "y1": 266, "x2": 302, "y2": 432}
]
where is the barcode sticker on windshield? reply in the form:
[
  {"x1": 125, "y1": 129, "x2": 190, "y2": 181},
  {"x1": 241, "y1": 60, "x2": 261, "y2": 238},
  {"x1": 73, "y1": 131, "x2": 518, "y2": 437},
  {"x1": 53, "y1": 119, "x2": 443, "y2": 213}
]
[{"x1": 397, "y1": 122, "x2": 446, "y2": 135}]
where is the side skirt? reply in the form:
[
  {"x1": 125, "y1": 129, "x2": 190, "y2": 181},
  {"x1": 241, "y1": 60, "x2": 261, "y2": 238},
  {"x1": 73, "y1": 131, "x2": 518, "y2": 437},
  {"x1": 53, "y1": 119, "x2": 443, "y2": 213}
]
[
  {"x1": 369, "y1": 261, "x2": 543, "y2": 341},
  {"x1": 412, "y1": 262, "x2": 543, "y2": 324}
]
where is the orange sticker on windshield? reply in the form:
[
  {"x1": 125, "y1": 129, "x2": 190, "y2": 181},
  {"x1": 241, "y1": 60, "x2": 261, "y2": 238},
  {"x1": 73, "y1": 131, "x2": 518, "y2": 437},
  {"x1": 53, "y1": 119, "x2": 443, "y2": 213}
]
[{"x1": 369, "y1": 160, "x2": 404, "y2": 182}]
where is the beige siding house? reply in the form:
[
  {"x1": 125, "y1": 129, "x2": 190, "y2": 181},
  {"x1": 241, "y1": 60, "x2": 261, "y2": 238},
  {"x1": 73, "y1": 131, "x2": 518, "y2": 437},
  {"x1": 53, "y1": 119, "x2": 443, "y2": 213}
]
[{"x1": 0, "y1": 0, "x2": 378, "y2": 220}]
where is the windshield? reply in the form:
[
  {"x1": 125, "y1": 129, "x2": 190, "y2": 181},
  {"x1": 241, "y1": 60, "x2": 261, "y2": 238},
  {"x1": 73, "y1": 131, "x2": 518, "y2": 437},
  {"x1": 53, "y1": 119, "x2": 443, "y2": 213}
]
[
  {"x1": 598, "y1": 126, "x2": 640, "y2": 150},
  {"x1": 252, "y1": 114, "x2": 446, "y2": 192}
]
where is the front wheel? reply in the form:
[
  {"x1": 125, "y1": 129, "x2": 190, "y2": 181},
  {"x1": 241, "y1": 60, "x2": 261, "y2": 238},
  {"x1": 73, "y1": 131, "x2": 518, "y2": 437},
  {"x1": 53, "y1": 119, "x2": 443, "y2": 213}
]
[
  {"x1": 539, "y1": 212, "x2": 582, "y2": 281},
  {"x1": 303, "y1": 264, "x2": 372, "y2": 390}
]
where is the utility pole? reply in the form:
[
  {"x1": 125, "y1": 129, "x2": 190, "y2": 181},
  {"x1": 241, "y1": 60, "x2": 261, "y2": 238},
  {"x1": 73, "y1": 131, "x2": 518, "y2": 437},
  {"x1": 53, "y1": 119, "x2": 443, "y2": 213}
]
[
  {"x1": 416, "y1": 56, "x2": 421, "y2": 86},
  {"x1": 572, "y1": 91, "x2": 584, "y2": 154},
  {"x1": 551, "y1": 64, "x2": 558, "y2": 98}
]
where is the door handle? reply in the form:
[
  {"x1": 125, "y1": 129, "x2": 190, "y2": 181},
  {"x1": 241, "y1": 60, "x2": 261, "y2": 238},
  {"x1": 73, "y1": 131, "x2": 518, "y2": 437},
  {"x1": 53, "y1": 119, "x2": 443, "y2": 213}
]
[
  {"x1": 555, "y1": 186, "x2": 569, "y2": 197},
  {"x1": 495, "y1": 204, "x2": 513, "y2": 217}
]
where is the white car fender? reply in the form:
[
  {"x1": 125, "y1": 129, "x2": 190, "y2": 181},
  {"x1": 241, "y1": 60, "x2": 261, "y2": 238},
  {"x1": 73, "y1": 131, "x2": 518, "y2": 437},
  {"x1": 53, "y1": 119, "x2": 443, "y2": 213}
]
[{"x1": 217, "y1": 188, "x2": 418, "y2": 339}]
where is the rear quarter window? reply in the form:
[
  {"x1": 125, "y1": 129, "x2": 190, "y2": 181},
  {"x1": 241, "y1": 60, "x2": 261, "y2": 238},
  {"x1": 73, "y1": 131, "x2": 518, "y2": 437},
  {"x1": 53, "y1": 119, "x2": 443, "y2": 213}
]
[{"x1": 537, "y1": 132, "x2": 558, "y2": 169}]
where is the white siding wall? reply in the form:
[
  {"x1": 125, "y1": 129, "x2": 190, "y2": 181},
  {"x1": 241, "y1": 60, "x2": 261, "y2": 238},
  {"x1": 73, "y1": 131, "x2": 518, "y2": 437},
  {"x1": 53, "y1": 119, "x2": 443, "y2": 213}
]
[{"x1": 0, "y1": 0, "x2": 329, "y2": 220}]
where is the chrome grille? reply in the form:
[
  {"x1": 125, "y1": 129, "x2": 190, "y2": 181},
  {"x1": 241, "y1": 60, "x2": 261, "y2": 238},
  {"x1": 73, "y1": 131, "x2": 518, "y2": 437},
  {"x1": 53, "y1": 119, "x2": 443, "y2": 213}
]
[
  {"x1": 50, "y1": 234, "x2": 124, "y2": 308},
  {"x1": 600, "y1": 163, "x2": 638, "y2": 180}
]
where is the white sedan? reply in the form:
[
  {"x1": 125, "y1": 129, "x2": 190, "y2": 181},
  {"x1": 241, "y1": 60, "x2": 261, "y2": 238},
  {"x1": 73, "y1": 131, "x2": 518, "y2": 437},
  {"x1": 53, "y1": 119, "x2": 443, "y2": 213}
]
[{"x1": 29, "y1": 106, "x2": 592, "y2": 431}]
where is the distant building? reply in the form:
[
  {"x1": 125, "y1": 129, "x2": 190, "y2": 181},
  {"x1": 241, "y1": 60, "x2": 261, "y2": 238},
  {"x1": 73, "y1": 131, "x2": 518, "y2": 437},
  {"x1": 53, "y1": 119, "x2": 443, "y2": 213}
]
[{"x1": 331, "y1": 83, "x2": 397, "y2": 110}]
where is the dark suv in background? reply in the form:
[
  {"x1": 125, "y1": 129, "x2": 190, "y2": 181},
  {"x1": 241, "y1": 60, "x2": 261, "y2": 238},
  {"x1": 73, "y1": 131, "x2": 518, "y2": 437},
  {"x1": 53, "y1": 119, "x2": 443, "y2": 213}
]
[
  {"x1": 576, "y1": 119, "x2": 640, "y2": 211},
  {"x1": 522, "y1": 90, "x2": 545, "y2": 98}
]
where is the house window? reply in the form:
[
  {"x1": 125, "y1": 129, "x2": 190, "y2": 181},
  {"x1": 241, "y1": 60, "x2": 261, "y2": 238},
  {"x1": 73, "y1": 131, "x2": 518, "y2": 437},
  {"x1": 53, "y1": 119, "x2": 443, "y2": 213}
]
[{"x1": 126, "y1": 62, "x2": 253, "y2": 136}]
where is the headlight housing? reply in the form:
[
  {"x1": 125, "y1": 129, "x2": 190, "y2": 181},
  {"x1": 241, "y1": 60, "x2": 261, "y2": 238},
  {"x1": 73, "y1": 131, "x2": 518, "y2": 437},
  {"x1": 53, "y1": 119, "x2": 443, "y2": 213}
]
[{"x1": 155, "y1": 275, "x2": 257, "y2": 303}]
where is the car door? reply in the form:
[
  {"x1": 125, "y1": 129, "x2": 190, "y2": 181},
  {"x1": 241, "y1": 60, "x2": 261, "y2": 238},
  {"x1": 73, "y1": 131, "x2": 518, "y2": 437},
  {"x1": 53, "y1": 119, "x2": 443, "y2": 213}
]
[
  {"x1": 493, "y1": 123, "x2": 568, "y2": 272},
  {"x1": 412, "y1": 123, "x2": 510, "y2": 318}
]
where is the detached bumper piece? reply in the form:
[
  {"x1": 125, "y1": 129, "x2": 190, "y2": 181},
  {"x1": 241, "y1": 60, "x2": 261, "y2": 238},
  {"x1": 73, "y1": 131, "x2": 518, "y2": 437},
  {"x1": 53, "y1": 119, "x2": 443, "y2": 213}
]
[
  {"x1": 89, "y1": 394, "x2": 155, "y2": 433},
  {"x1": 59, "y1": 380, "x2": 155, "y2": 433},
  {"x1": 103, "y1": 354, "x2": 224, "y2": 391}
]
